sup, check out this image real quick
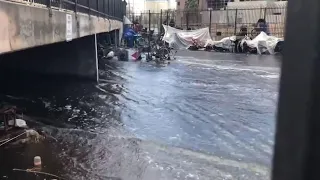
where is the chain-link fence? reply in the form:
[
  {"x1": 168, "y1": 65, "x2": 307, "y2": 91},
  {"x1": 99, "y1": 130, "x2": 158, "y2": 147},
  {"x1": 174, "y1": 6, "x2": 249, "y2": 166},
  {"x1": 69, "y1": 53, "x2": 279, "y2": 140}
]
[
  {"x1": 128, "y1": 7, "x2": 287, "y2": 39},
  {"x1": 127, "y1": 10, "x2": 173, "y2": 35}
]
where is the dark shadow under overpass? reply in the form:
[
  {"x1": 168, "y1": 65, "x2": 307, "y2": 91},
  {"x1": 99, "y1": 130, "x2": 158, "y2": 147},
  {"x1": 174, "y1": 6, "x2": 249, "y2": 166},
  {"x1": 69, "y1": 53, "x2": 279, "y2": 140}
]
[{"x1": 0, "y1": 30, "x2": 119, "y2": 82}]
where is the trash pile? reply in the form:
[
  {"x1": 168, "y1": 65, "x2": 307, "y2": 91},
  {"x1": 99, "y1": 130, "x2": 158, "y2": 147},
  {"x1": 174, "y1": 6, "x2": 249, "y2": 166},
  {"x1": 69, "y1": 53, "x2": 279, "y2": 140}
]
[{"x1": 0, "y1": 106, "x2": 41, "y2": 145}]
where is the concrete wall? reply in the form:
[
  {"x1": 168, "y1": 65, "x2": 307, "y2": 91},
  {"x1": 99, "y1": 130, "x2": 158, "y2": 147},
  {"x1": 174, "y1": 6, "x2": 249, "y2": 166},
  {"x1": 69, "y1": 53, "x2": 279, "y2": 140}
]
[{"x1": 0, "y1": 0, "x2": 123, "y2": 54}]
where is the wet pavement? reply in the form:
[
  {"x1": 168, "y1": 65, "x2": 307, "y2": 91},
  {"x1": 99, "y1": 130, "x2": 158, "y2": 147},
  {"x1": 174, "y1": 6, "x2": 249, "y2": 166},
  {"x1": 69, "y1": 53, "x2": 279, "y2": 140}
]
[{"x1": 0, "y1": 51, "x2": 281, "y2": 180}]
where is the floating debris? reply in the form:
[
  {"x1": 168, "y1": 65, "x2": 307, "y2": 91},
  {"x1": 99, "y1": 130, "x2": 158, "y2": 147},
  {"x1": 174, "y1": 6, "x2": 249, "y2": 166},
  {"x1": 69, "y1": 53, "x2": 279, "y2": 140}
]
[
  {"x1": 13, "y1": 169, "x2": 65, "y2": 180},
  {"x1": 0, "y1": 131, "x2": 27, "y2": 147},
  {"x1": 0, "y1": 106, "x2": 48, "y2": 147}
]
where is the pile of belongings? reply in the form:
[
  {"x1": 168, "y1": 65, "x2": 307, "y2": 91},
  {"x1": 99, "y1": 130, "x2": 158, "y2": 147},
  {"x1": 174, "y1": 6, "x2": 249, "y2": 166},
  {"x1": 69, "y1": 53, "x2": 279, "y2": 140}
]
[{"x1": 204, "y1": 36, "x2": 236, "y2": 52}]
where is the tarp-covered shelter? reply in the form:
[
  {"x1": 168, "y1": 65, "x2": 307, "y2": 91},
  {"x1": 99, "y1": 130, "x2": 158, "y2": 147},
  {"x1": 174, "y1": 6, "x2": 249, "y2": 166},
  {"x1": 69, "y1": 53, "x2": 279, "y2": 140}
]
[{"x1": 162, "y1": 25, "x2": 213, "y2": 50}]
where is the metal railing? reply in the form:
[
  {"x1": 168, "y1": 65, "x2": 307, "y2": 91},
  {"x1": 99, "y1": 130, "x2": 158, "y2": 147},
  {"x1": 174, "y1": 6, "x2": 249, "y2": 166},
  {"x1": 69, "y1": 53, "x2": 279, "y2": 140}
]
[
  {"x1": 129, "y1": 7, "x2": 287, "y2": 39},
  {"x1": 5, "y1": 0, "x2": 126, "y2": 21}
]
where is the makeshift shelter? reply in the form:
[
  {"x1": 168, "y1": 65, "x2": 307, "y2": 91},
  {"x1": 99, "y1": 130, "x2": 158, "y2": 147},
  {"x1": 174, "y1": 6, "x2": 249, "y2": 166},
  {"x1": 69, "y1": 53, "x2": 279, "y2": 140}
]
[{"x1": 162, "y1": 25, "x2": 213, "y2": 50}]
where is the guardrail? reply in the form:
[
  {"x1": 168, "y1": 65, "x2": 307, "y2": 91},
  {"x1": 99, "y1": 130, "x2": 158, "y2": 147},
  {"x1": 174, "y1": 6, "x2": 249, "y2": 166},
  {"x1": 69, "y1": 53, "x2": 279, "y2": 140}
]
[{"x1": 5, "y1": 0, "x2": 126, "y2": 21}]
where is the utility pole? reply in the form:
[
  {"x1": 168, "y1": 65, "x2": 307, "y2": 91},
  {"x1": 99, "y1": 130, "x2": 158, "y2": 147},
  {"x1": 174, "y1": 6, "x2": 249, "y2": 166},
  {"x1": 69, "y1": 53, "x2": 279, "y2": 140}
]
[{"x1": 128, "y1": 0, "x2": 131, "y2": 15}]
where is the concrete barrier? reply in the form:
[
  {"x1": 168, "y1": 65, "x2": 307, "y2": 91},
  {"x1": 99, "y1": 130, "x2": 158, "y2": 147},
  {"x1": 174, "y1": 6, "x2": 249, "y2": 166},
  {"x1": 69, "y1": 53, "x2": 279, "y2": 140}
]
[{"x1": 0, "y1": 0, "x2": 123, "y2": 54}]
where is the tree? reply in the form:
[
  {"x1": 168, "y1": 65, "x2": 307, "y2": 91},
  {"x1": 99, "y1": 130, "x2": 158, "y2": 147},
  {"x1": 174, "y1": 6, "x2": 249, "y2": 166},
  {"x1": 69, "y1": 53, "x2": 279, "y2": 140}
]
[
  {"x1": 184, "y1": 0, "x2": 199, "y2": 29},
  {"x1": 185, "y1": 0, "x2": 198, "y2": 10}
]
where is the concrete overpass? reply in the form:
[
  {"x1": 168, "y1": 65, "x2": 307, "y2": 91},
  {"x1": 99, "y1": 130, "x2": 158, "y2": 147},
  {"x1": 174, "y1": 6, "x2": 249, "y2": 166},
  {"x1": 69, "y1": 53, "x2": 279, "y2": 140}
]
[{"x1": 0, "y1": 0, "x2": 126, "y2": 81}]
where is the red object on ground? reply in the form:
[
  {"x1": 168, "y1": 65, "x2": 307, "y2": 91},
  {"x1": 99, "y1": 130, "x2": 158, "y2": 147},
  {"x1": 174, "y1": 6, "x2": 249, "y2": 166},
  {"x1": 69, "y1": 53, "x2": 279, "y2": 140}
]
[{"x1": 131, "y1": 51, "x2": 140, "y2": 61}]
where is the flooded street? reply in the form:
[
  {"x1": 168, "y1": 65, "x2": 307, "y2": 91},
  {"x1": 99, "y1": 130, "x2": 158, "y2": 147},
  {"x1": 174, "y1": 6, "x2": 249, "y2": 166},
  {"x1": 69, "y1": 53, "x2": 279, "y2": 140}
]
[{"x1": 0, "y1": 51, "x2": 281, "y2": 180}]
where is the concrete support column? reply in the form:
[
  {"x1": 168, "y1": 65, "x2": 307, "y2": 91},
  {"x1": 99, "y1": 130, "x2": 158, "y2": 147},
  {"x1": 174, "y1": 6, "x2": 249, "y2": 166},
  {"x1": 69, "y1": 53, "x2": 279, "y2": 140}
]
[{"x1": 0, "y1": 35, "x2": 98, "y2": 80}]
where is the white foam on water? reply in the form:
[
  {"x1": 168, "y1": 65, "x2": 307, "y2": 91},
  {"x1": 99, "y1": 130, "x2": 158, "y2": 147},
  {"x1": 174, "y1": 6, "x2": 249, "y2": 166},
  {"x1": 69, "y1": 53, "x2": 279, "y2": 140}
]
[
  {"x1": 65, "y1": 105, "x2": 72, "y2": 110},
  {"x1": 141, "y1": 141, "x2": 270, "y2": 176},
  {"x1": 189, "y1": 82, "x2": 213, "y2": 87},
  {"x1": 185, "y1": 173, "x2": 199, "y2": 180},
  {"x1": 257, "y1": 74, "x2": 280, "y2": 79},
  {"x1": 98, "y1": 95, "x2": 107, "y2": 99},
  {"x1": 177, "y1": 57, "x2": 280, "y2": 78}
]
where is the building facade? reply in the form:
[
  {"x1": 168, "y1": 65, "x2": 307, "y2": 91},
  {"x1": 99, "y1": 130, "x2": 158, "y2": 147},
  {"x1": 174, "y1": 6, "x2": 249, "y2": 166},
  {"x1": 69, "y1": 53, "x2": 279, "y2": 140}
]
[
  {"x1": 127, "y1": 0, "x2": 176, "y2": 14},
  {"x1": 176, "y1": 0, "x2": 286, "y2": 11},
  {"x1": 145, "y1": 0, "x2": 171, "y2": 13}
]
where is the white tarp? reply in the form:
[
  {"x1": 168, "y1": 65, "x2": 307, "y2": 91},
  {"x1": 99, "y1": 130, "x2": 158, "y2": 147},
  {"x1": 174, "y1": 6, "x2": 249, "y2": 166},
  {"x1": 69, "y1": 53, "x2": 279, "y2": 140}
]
[
  {"x1": 205, "y1": 36, "x2": 236, "y2": 50},
  {"x1": 124, "y1": 16, "x2": 133, "y2": 25},
  {"x1": 162, "y1": 25, "x2": 213, "y2": 49},
  {"x1": 241, "y1": 32, "x2": 283, "y2": 54}
]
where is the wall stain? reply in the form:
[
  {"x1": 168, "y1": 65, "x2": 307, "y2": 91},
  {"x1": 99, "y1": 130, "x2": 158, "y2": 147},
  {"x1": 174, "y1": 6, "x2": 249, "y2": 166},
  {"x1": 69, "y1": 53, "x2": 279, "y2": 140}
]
[{"x1": 19, "y1": 19, "x2": 34, "y2": 39}]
